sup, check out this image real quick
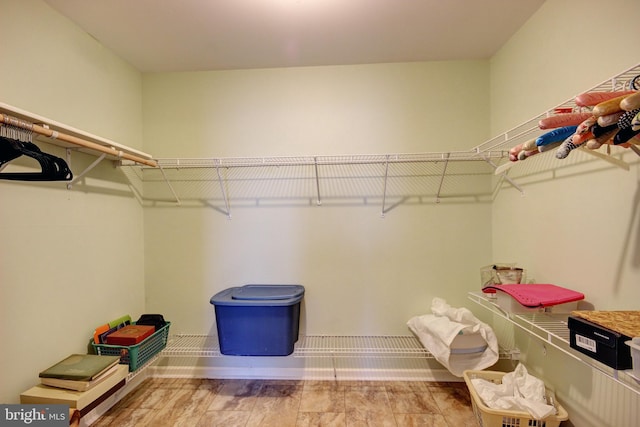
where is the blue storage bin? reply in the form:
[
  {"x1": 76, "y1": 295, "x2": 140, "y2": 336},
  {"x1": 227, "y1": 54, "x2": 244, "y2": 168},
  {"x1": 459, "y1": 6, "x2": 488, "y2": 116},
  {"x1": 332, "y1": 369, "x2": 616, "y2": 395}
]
[{"x1": 210, "y1": 284, "x2": 305, "y2": 356}]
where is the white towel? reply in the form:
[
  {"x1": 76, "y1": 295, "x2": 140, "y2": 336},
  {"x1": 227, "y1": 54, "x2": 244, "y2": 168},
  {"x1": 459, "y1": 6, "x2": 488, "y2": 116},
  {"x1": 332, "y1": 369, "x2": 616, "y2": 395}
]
[
  {"x1": 407, "y1": 297, "x2": 499, "y2": 377},
  {"x1": 470, "y1": 363, "x2": 556, "y2": 419}
]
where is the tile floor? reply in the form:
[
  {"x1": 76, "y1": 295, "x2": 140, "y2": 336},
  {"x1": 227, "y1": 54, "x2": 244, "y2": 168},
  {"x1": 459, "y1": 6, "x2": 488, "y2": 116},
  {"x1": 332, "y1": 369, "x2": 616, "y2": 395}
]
[{"x1": 91, "y1": 378, "x2": 477, "y2": 427}]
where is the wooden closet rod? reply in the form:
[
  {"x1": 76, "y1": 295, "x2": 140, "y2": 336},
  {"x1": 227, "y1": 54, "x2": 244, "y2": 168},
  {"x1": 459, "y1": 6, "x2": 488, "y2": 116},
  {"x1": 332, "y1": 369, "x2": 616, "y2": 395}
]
[{"x1": 0, "y1": 113, "x2": 157, "y2": 167}]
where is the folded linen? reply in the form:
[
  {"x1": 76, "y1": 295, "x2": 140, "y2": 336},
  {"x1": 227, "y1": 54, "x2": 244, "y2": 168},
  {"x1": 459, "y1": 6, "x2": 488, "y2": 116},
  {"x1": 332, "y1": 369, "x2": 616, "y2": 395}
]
[{"x1": 407, "y1": 298, "x2": 499, "y2": 377}]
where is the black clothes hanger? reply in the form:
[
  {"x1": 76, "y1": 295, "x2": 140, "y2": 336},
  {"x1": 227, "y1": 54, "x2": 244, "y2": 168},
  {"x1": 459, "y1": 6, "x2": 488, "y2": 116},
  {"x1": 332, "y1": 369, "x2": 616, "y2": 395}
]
[
  {"x1": 0, "y1": 136, "x2": 73, "y2": 181},
  {"x1": 0, "y1": 136, "x2": 23, "y2": 167}
]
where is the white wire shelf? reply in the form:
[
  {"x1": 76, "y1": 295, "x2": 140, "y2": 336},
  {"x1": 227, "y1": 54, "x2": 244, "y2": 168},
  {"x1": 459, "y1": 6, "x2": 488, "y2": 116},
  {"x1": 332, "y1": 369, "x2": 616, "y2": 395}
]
[
  {"x1": 161, "y1": 333, "x2": 513, "y2": 360},
  {"x1": 142, "y1": 151, "x2": 507, "y2": 170},
  {"x1": 296, "y1": 335, "x2": 434, "y2": 358},
  {"x1": 117, "y1": 63, "x2": 640, "y2": 210},
  {"x1": 468, "y1": 291, "x2": 640, "y2": 395},
  {"x1": 123, "y1": 152, "x2": 500, "y2": 214}
]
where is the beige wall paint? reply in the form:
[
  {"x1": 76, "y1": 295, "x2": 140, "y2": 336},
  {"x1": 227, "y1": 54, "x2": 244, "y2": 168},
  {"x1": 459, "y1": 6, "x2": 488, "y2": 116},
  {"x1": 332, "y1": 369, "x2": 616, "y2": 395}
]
[
  {"x1": 144, "y1": 200, "x2": 493, "y2": 337},
  {"x1": 142, "y1": 61, "x2": 493, "y2": 336},
  {"x1": 0, "y1": 0, "x2": 145, "y2": 403},
  {"x1": 487, "y1": 1, "x2": 640, "y2": 426},
  {"x1": 142, "y1": 61, "x2": 489, "y2": 158}
]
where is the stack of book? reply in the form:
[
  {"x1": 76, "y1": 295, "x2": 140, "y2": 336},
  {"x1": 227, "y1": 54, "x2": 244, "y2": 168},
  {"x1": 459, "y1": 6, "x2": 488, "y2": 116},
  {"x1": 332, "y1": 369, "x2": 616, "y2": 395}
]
[
  {"x1": 38, "y1": 354, "x2": 121, "y2": 392},
  {"x1": 92, "y1": 314, "x2": 165, "y2": 345},
  {"x1": 93, "y1": 315, "x2": 131, "y2": 344}
]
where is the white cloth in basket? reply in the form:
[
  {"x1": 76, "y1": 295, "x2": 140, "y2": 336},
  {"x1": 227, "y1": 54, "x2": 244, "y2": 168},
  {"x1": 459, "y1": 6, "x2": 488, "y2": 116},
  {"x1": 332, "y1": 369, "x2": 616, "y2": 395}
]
[
  {"x1": 407, "y1": 298, "x2": 499, "y2": 377},
  {"x1": 470, "y1": 363, "x2": 556, "y2": 419}
]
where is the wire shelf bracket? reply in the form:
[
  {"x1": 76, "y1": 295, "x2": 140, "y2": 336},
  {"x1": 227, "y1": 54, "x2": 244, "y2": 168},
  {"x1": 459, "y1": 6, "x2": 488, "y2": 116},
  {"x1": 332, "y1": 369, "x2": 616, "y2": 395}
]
[
  {"x1": 380, "y1": 155, "x2": 390, "y2": 217},
  {"x1": 435, "y1": 152, "x2": 450, "y2": 203},
  {"x1": 481, "y1": 154, "x2": 525, "y2": 196},
  {"x1": 214, "y1": 159, "x2": 231, "y2": 219},
  {"x1": 65, "y1": 150, "x2": 107, "y2": 190},
  {"x1": 157, "y1": 163, "x2": 181, "y2": 205},
  {"x1": 313, "y1": 157, "x2": 322, "y2": 206}
]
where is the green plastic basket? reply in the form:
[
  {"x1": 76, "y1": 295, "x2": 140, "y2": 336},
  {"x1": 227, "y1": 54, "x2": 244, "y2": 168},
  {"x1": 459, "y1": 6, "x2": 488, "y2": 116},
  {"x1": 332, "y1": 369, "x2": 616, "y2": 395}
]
[{"x1": 92, "y1": 322, "x2": 170, "y2": 372}]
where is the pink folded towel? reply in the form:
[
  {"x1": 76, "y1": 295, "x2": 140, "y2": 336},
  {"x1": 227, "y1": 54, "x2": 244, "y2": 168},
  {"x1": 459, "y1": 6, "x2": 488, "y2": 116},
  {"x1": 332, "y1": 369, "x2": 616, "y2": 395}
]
[{"x1": 484, "y1": 284, "x2": 584, "y2": 308}]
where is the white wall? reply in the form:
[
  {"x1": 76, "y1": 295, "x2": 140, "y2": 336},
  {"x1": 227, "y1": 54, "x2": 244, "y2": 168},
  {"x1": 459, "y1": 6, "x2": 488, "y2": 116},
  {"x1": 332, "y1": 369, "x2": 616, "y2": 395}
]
[
  {"x1": 0, "y1": 0, "x2": 145, "y2": 404},
  {"x1": 486, "y1": 1, "x2": 640, "y2": 426},
  {"x1": 141, "y1": 62, "x2": 493, "y2": 337}
]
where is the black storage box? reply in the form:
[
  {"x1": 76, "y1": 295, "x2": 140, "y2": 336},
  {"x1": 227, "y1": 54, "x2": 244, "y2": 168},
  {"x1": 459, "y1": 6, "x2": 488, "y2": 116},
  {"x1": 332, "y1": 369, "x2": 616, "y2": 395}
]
[
  {"x1": 135, "y1": 314, "x2": 167, "y2": 330},
  {"x1": 568, "y1": 315, "x2": 632, "y2": 370}
]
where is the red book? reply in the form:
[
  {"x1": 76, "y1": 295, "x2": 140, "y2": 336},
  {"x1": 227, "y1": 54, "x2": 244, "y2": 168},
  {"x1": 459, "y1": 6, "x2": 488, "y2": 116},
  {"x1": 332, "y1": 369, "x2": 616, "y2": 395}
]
[{"x1": 105, "y1": 325, "x2": 155, "y2": 345}]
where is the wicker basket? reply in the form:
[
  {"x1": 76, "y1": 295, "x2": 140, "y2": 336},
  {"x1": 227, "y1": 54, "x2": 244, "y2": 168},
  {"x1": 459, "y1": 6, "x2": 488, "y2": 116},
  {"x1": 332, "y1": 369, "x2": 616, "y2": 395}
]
[
  {"x1": 92, "y1": 322, "x2": 170, "y2": 372},
  {"x1": 463, "y1": 370, "x2": 569, "y2": 427}
]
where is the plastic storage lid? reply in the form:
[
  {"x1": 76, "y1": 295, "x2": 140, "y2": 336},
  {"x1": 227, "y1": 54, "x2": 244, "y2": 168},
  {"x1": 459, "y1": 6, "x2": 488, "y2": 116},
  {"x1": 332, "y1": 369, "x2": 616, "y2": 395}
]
[
  {"x1": 210, "y1": 284, "x2": 305, "y2": 306},
  {"x1": 231, "y1": 284, "x2": 304, "y2": 300}
]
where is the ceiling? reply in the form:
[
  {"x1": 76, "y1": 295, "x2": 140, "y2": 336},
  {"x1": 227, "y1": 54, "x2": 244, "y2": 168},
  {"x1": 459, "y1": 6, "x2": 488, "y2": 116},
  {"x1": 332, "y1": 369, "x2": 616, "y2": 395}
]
[{"x1": 43, "y1": 0, "x2": 545, "y2": 73}]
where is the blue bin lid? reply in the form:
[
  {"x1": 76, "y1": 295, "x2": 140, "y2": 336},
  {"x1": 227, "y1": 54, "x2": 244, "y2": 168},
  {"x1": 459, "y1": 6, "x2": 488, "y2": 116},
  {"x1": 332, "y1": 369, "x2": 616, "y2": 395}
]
[
  {"x1": 231, "y1": 284, "x2": 304, "y2": 300},
  {"x1": 210, "y1": 284, "x2": 304, "y2": 306}
]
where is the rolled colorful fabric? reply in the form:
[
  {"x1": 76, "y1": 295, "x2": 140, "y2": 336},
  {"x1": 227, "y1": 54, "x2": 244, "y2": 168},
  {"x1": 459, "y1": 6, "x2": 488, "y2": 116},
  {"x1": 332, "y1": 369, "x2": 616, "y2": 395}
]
[
  {"x1": 592, "y1": 122, "x2": 618, "y2": 138},
  {"x1": 538, "y1": 112, "x2": 593, "y2": 130},
  {"x1": 618, "y1": 108, "x2": 640, "y2": 129},
  {"x1": 614, "y1": 127, "x2": 640, "y2": 145},
  {"x1": 585, "y1": 128, "x2": 619, "y2": 150},
  {"x1": 556, "y1": 134, "x2": 579, "y2": 159},
  {"x1": 593, "y1": 94, "x2": 634, "y2": 117},
  {"x1": 620, "y1": 91, "x2": 640, "y2": 111},
  {"x1": 597, "y1": 111, "x2": 624, "y2": 127},
  {"x1": 575, "y1": 90, "x2": 636, "y2": 107},
  {"x1": 536, "y1": 125, "x2": 578, "y2": 147}
]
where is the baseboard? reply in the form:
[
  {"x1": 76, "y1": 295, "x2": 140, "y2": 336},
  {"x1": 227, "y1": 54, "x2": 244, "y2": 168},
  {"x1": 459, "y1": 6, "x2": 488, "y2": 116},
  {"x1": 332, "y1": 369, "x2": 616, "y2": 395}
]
[
  {"x1": 148, "y1": 354, "x2": 462, "y2": 382},
  {"x1": 148, "y1": 364, "x2": 461, "y2": 382}
]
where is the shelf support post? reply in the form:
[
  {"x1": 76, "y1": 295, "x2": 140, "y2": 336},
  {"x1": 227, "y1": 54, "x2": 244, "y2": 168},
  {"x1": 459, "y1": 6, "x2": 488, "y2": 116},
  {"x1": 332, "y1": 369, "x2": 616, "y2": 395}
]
[
  {"x1": 215, "y1": 160, "x2": 231, "y2": 219},
  {"x1": 66, "y1": 149, "x2": 107, "y2": 190},
  {"x1": 381, "y1": 155, "x2": 390, "y2": 217},
  {"x1": 313, "y1": 157, "x2": 322, "y2": 206},
  {"x1": 157, "y1": 163, "x2": 181, "y2": 205},
  {"x1": 435, "y1": 153, "x2": 450, "y2": 203},
  {"x1": 482, "y1": 155, "x2": 525, "y2": 196},
  {"x1": 578, "y1": 147, "x2": 630, "y2": 170}
]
